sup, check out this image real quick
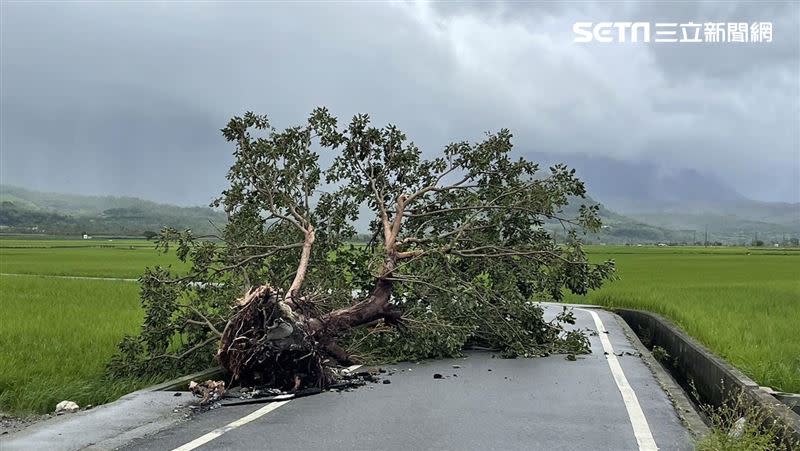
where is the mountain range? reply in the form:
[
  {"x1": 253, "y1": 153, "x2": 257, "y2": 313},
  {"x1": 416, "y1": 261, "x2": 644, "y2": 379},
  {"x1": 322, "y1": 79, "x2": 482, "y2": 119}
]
[
  {"x1": 533, "y1": 153, "x2": 799, "y2": 245},
  {"x1": 2, "y1": 154, "x2": 798, "y2": 245},
  {"x1": 0, "y1": 185, "x2": 226, "y2": 237}
]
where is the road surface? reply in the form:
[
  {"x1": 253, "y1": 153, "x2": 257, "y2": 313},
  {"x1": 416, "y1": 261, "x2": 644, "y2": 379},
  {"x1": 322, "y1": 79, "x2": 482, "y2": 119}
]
[{"x1": 120, "y1": 306, "x2": 695, "y2": 451}]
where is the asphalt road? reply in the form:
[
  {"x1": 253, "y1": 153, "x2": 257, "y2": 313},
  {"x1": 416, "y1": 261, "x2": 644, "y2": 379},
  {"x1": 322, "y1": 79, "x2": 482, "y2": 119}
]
[{"x1": 120, "y1": 306, "x2": 694, "y2": 451}]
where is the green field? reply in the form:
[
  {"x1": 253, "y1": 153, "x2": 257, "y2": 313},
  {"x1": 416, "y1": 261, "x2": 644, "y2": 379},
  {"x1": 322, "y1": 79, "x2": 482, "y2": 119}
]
[
  {"x1": 0, "y1": 276, "x2": 150, "y2": 414},
  {"x1": 1, "y1": 238, "x2": 798, "y2": 415},
  {"x1": 566, "y1": 245, "x2": 800, "y2": 393},
  {"x1": 0, "y1": 238, "x2": 186, "y2": 278},
  {"x1": 0, "y1": 239, "x2": 181, "y2": 414}
]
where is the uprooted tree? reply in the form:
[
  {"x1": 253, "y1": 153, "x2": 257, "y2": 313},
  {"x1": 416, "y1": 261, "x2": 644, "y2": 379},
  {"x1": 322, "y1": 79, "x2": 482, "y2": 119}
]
[{"x1": 108, "y1": 108, "x2": 615, "y2": 390}]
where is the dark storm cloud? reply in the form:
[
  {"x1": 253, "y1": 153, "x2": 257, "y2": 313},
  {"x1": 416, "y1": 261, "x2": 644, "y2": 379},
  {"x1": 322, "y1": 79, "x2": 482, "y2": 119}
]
[{"x1": 1, "y1": 1, "x2": 798, "y2": 205}]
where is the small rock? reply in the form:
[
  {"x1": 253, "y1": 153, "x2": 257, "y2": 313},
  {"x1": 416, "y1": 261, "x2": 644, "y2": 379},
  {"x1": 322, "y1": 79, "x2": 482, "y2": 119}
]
[
  {"x1": 433, "y1": 373, "x2": 444, "y2": 379},
  {"x1": 487, "y1": 369, "x2": 492, "y2": 372},
  {"x1": 566, "y1": 354, "x2": 577, "y2": 361},
  {"x1": 453, "y1": 374, "x2": 458, "y2": 377},
  {"x1": 55, "y1": 401, "x2": 79, "y2": 414},
  {"x1": 382, "y1": 380, "x2": 391, "y2": 384},
  {"x1": 173, "y1": 392, "x2": 182, "y2": 397},
  {"x1": 729, "y1": 417, "x2": 746, "y2": 438},
  {"x1": 452, "y1": 365, "x2": 461, "y2": 369}
]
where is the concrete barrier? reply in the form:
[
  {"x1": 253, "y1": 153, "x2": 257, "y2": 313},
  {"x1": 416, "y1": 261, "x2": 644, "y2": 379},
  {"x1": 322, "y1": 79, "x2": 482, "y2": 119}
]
[{"x1": 615, "y1": 308, "x2": 800, "y2": 444}]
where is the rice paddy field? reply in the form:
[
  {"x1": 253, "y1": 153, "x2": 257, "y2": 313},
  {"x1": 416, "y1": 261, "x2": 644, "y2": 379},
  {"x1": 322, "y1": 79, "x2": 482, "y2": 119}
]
[
  {"x1": 0, "y1": 238, "x2": 183, "y2": 414},
  {"x1": 566, "y1": 245, "x2": 800, "y2": 394},
  {"x1": 0, "y1": 237, "x2": 798, "y2": 415}
]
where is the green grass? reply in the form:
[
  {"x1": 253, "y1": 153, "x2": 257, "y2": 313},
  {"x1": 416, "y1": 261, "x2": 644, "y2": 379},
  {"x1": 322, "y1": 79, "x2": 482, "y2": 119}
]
[
  {"x1": 567, "y1": 245, "x2": 800, "y2": 393},
  {"x1": 0, "y1": 238, "x2": 181, "y2": 414},
  {"x1": 0, "y1": 238, "x2": 186, "y2": 278},
  {"x1": 0, "y1": 275, "x2": 154, "y2": 414}
]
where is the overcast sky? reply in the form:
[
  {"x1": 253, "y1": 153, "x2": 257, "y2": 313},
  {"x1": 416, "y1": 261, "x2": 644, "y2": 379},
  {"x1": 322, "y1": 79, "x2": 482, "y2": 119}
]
[{"x1": 2, "y1": 1, "x2": 798, "y2": 205}]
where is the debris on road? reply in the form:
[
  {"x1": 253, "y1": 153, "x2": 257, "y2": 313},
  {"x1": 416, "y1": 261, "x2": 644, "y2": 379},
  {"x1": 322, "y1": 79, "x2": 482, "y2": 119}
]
[
  {"x1": 433, "y1": 373, "x2": 444, "y2": 379},
  {"x1": 55, "y1": 401, "x2": 79, "y2": 414},
  {"x1": 189, "y1": 380, "x2": 226, "y2": 405}
]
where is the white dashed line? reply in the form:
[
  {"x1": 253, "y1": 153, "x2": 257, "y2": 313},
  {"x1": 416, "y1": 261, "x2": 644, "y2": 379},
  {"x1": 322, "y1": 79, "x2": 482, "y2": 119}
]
[
  {"x1": 577, "y1": 308, "x2": 658, "y2": 451},
  {"x1": 171, "y1": 365, "x2": 362, "y2": 451},
  {"x1": 171, "y1": 401, "x2": 290, "y2": 451}
]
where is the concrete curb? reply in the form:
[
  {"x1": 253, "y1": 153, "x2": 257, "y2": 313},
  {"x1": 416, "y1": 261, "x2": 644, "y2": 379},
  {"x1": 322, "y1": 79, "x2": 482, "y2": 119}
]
[
  {"x1": 0, "y1": 368, "x2": 225, "y2": 451},
  {"x1": 147, "y1": 367, "x2": 226, "y2": 392},
  {"x1": 615, "y1": 308, "x2": 800, "y2": 444}
]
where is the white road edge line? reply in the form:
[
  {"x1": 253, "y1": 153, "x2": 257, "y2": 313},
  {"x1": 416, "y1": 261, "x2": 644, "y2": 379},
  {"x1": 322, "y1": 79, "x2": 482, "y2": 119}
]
[
  {"x1": 171, "y1": 364, "x2": 363, "y2": 451},
  {"x1": 577, "y1": 308, "x2": 659, "y2": 451}
]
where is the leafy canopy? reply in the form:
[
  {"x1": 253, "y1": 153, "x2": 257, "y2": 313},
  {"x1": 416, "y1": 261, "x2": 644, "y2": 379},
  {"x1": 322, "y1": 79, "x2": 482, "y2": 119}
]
[{"x1": 108, "y1": 108, "x2": 614, "y2": 379}]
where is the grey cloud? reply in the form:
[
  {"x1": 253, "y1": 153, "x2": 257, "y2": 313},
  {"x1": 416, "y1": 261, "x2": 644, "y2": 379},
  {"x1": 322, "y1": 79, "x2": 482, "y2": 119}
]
[{"x1": 1, "y1": 1, "x2": 797, "y2": 205}]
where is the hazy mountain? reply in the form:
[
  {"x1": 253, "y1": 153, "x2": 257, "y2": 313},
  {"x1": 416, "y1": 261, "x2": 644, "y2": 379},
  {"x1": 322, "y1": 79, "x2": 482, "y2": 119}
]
[
  {"x1": 2, "y1": 175, "x2": 797, "y2": 245},
  {"x1": 532, "y1": 153, "x2": 799, "y2": 243},
  {"x1": 0, "y1": 185, "x2": 226, "y2": 237}
]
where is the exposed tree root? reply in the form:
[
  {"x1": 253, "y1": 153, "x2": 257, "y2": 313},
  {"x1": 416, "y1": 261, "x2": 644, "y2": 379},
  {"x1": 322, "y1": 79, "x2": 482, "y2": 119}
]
[
  {"x1": 216, "y1": 279, "x2": 399, "y2": 391},
  {"x1": 217, "y1": 286, "x2": 333, "y2": 390}
]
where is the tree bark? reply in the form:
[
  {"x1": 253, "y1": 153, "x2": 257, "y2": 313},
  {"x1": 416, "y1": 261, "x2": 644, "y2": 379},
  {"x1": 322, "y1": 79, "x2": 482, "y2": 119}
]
[{"x1": 286, "y1": 227, "x2": 314, "y2": 303}]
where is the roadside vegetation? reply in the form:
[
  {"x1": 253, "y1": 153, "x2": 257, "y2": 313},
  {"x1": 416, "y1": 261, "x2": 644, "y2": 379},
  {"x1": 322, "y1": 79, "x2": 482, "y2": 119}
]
[
  {"x1": 695, "y1": 391, "x2": 797, "y2": 451},
  {"x1": 567, "y1": 245, "x2": 800, "y2": 393}
]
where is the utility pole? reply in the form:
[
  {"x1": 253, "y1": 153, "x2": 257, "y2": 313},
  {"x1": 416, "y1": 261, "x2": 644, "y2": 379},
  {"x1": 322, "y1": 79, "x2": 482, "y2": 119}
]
[{"x1": 704, "y1": 225, "x2": 708, "y2": 247}]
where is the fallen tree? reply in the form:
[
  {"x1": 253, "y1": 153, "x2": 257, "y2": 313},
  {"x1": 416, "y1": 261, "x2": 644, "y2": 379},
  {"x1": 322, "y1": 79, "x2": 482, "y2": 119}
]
[{"x1": 108, "y1": 108, "x2": 615, "y2": 390}]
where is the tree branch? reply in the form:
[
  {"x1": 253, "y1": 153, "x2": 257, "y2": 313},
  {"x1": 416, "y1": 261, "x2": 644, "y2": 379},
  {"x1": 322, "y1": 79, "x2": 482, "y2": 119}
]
[{"x1": 286, "y1": 226, "x2": 315, "y2": 301}]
